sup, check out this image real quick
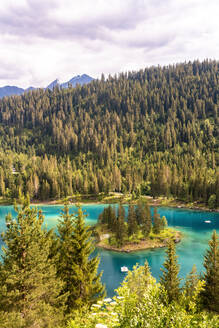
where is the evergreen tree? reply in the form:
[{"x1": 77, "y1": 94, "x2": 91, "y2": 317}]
[
  {"x1": 135, "y1": 199, "x2": 145, "y2": 225},
  {"x1": 56, "y1": 202, "x2": 76, "y2": 313},
  {"x1": 153, "y1": 207, "x2": 162, "y2": 234},
  {"x1": 201, "y1": 230, "x2": 219, "y2": 312},
  {"x1": 0, "y1": 201, "x2": 65, "y2": 327},
  {"x1": 109, "y1": 205, "x2": 117, "y2": 233},
  {"x1": 159, "y1": 215, "x2": 168, "y2": 231},
  {"x1": 142, "y1": 201, "x2": 152, "y2": 237},
  {"x1": 184, "y1": 265, "x2": 199, "y2": 297},
  {"x1": 115, "y1": 204, "x2": 127, "y2": 247},
  {"x1": 127, "y1": 204, "x2": 138, "y2": 236},
  {"x1": 160, "y1": 239, "x2": 181, "y2": 303},
  {"x1": 59, "y1": 205, "x2": 105, "y2": 310}
]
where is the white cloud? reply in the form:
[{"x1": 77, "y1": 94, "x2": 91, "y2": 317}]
[{"x1": 0, "y1": 0, "x2": 218, "y2": 88}]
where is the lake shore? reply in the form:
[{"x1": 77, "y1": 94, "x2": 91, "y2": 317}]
[
  {"x1": 0, "y1": 194, "x2": 218, "y2": 212},
  {"x1": 31, "y1": 195, "x2": 218, "y2": 212}
]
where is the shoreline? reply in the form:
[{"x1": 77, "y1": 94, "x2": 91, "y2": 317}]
[
  {"x1": 96, "y1": 230, "x2": 182, "y2": 254},
  {"x1": 0, "y1": 195, "x2": 218, "y2": 213}
]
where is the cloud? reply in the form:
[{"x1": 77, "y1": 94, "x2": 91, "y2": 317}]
[{"x1": 0, "y1": 0, "x2": 218, "y2": 87}]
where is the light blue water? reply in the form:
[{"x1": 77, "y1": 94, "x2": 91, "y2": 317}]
[{"x1": 0, "y1": 204, "x2": 218, "y2": 296}]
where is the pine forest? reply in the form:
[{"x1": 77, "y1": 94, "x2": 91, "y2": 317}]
[{"x1": 0, "y1": 60, "x2": 218, "y2": 207}]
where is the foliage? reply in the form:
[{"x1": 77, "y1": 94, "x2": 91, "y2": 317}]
[
  {"x1": 208, "y1": 194, "x2": 217, "y2": 209},
  {"x1": 0, "y1": 201, "x2": 65, "y2": 327},
  {"x1": 98, "y1": 203, "x2": 167, "y2": 248},
  {"x1": 153, "y1": 207, "x2": 162, "y2": 234},
  {"x1": 0, "y1": 60, "x2": 218, "y2": 206},
  {"x1": 201, "y1": 230, "x2": 219, "y2": 312},
  {"x1": 59, "y1": 205, "x2": 105, "y2": 310},
  {"x1": 127, "y1": 204, "x2": 138, "y2": 236},
  {"x1": 67, "y1": 263, "x2": 219, "y2": 328},
  {"x1": 160, "y1": 239, "x2": 181, "y2": 303},
  {"x1": 56, "y1": 202, "x2": 76, "y2": 313}
]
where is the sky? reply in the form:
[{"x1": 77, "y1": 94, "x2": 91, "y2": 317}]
[{"x1": 0, "y1": 0, "x2": 218, "y2": 88}]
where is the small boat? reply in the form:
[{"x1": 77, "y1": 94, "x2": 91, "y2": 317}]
[
  {"x1": 204, "y1": 220, "x2": 211, "y2": 223},
  {"x1": 121, "y1": 266, "x2": 128, "y2": 272}
]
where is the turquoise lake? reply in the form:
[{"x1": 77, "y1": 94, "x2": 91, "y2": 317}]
[{"x1": 0, "y1": 204, "x2": 218, "y2": 296}]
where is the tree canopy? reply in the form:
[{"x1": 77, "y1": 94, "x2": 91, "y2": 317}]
[{"x1": 0, "y1": 60, "x2": 218, "y2": 206}]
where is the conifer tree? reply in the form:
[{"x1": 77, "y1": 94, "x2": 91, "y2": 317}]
[
  {"x1": 109, "y1": 205, "x2": 117, "y2": 233},
  {"x1": 160, "y1": 239, "x2": 181, "y2": 303},
  {"x1": 134, "y1": 199, "x2": 152, "y2": 237},
  {"x1": 57, "y1": 204, "x2": 105, "y2": 310},
  {"x1": 153, "y1": 207, "x2": 162, "y2": 234},
  {"x1": 127, "y1": 204, "x2": 138, "y2": 236},
  {"x1": 135, "y1": 199, "x2": 145, "y2": 225},
  {"x1": 56, "y1": 202, "x2": 75, "y2": 313},
  {"x1": 142, "y1": 201, "x2": 151, "y2": 237},
  {"x1": 184, "y1": 265, "x2": 199, "y2": 297},
  {"x1": 0, "y1": 200, "x2": 65, "y2": 327},
  {"x1": 115, "y1": 204, "x2": 127, "y2": 246},
  {"x1": 201, "y1": 230, "x2": 219, "y2": 312},
  {"x1": 160, "y1": 215, "x2": 168, "y2": 230}
]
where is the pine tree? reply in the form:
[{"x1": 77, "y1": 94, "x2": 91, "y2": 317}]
[
  {"x1": 160, "y1": 239, "x2": 181, "y2": 303},
  {"x1": 109, "y1": 205, "x2": 117, "y2": 232},
  {"x1": 201, "y1": 230, "x2": 219, "y2": 312},
  {"x1": 184, "y1": 265, "x2": 199, "y2": 297},
  {"x1": 57, "y1": 204, "x2": 105, "y2": 310},
  {"x1": 135, "y1": 199, "x2": 151, "y2": 237},
  {"x1": 142, "y1": 201, "x2": 151, "y2": 237},
  {"x1": 0, "y1": 201, "x2": 65, "y2": 327},
  {"x1": 160, "y1": 216, "x2": 168, "y2": 230},
  {"x1": 153, "y1": 207, "x2": 162, "y2": 234},
  {"x1": 127, "y1": 204, "x2": 138, "y2": 236},
  {"x1": 135, "y1": 199, "x2": 145, "y2": 225},
  {"x1": 116, "y1": 204, "x2": 127, "y2": 247},
  {"x1": 56, "y1": 202, "x2": 75, "y2": 313}
]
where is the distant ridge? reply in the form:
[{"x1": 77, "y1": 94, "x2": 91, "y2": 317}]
[
  {"x1": 0, "y1": 74, "x2": 94, "y2": 98},
  {"x1": 0, "y1": 86, "x2": 24, "y2": 98}
]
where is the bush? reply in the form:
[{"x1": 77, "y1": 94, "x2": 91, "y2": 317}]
[{"x1": 67, "y1": 263, "x2": 219, "y2": 328}]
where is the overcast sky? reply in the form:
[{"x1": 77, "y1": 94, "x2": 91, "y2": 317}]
[{"x1": 0, "y1": 0, "x2": 218, "y2": 88}]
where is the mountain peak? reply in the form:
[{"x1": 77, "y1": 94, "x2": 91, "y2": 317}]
[
  {"x1": 47, "y1": 79, "x2": 59, "y2": 90},
  {"x1": 61, "y1": 74, "x2": 93, "y2": 88}
]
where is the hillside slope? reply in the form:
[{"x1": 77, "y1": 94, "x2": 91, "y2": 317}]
[{"x1": 0, "y1": 60, "x2": 218, "y2": 205}]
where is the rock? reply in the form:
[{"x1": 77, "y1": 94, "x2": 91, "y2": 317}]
[{"x1": 100, "y1": 233, "x2": 110, "y2": 241}]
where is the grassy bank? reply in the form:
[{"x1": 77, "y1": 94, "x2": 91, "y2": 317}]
[{"x1": 0, "y1": 193, "x2": 218, "y2": 212}]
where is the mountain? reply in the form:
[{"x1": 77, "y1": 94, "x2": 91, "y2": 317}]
[
  {"x1": 47, "y1": 74, "x2": 94, "y2": 89},
  {"x1": 47, "y1": 79, "x2": 59, "y2": 90},
  {"x1": 0, "y1": 86, "x2": 24, "y2": 98},
  {"x1": 60, "y1": 74, "x2": 93, "y2": 88},
  {"x1": 0, "y1": 74, "x2": 94, "y2": 98}
]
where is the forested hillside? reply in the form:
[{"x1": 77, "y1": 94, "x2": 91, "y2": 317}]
[{"x1": 0, "y1": 60, "x2": 218, "y2": 205}]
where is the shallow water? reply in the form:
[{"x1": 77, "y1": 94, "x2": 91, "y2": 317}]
[{"x1": 0, "y1": 204, "x2": 218, "y2": 296}]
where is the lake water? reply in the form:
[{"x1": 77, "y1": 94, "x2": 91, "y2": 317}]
[{"x1": 0, "y1": 204, "x2": 218, "y2": 296}]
